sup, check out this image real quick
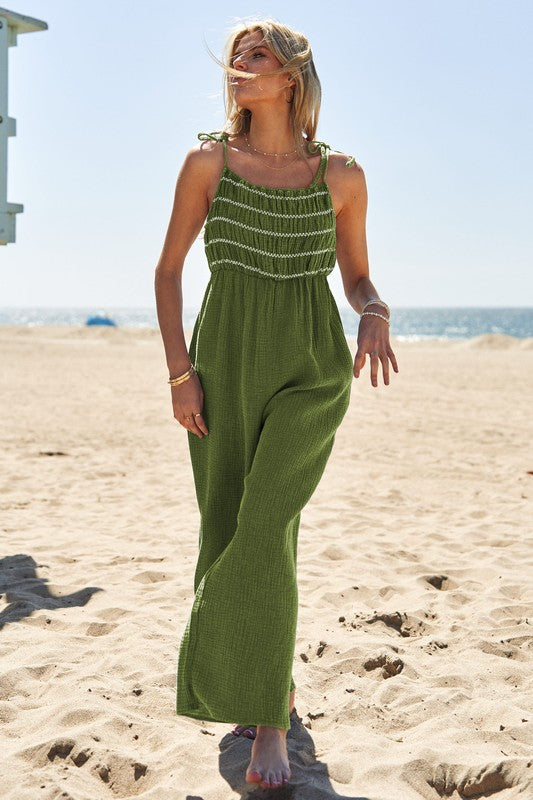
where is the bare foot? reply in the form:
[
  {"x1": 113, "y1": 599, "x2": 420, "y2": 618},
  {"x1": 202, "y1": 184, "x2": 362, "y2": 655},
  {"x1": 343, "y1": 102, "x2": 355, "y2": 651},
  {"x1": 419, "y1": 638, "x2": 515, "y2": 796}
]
[
  {"x1": 231, "y1": 689, "x2": 295, "y2": 739},
  {"x1": 245, "y1": 726, "x2": 291, "y2": 789}
]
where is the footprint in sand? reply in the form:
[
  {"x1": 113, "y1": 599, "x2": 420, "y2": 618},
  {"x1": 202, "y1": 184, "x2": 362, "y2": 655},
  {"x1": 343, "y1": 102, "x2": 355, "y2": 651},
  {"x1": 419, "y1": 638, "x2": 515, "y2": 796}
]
[{"x1": 403, "y1": 756, "x2": 531, "y2": 797}]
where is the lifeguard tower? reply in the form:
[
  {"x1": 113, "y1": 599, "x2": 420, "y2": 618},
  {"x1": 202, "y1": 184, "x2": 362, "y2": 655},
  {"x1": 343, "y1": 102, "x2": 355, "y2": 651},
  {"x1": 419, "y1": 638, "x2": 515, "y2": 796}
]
[{"x1": 0, "y1": 6, "x2": 47, "y2": 245}]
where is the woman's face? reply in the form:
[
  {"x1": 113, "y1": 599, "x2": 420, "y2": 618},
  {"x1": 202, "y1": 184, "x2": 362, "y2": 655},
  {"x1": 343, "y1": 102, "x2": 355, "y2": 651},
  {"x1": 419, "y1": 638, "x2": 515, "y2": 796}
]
[{"x1": 229, "y1": 30, "x2": 293, "y2": 107}]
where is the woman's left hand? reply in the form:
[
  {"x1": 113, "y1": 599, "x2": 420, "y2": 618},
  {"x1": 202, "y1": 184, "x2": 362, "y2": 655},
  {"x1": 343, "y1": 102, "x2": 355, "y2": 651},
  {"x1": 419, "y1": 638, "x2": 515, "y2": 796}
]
[{"x1": 354, "y1": 314, "x2": 399, "y2": 387}]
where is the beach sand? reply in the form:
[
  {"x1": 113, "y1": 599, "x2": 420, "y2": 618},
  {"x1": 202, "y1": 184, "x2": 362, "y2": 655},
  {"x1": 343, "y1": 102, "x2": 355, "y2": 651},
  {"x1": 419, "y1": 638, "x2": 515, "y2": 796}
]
[{"x1": 1, "y1": 324, "x2": 532, "y2": 799}]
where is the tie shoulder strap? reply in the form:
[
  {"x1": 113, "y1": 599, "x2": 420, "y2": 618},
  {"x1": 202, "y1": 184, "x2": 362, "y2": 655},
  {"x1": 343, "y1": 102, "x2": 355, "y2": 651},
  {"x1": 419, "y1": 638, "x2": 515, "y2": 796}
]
[
  {"x1": 198, "y1": 131, "x2": 229, "y2": 166},
  {"x1": 197, "y1": 131, "x2": 229, "y2": 143},
  {"x1": 306, "y1": 139, "x2": 358, "y2": 168}
]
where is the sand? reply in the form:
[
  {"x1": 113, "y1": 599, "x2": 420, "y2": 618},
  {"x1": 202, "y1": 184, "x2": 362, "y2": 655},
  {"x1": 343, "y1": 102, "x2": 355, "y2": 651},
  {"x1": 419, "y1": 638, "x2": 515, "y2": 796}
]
[{"x1": 1, "y1": 324, "x2": 532, "y2": 800}]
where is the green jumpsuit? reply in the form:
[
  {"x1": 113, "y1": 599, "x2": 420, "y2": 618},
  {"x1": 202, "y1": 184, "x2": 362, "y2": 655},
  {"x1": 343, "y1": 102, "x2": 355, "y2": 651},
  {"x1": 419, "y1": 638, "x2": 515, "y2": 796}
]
[{"x1": 176, "y1": 131, "x2": 354, "y2": 730}]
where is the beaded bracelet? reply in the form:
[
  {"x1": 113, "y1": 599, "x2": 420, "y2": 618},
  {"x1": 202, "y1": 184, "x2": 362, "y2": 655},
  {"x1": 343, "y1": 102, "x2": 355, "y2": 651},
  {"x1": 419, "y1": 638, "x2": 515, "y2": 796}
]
[
  {"x1": 168, "y1": 364, "x2": 196, "y2": 386},
  {"x1": 361, "y1": 311, "x2": 390, "y2": 326},
  {"x1": 362, "y1": 298, "x2": 390, "y2": 316}
]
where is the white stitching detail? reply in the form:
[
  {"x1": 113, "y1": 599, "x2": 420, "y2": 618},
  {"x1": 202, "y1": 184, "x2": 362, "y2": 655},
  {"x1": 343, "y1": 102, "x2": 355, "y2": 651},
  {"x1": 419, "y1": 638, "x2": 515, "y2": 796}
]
[
  {"x1": 206, "y1": 216, "x2": 334, "y2": 238},
  {"x1": 206, "y1": 238, "x2": 335, "y2": 258},
  {"x1": 211, "y1": 195, "x2": 333, "y2": 218},
  {"x1": 210, "y1": 259, "x2": 332, "y2": 279},
  {"x1": 220, "y1": 174, "x2": 329, "y2": 200}
]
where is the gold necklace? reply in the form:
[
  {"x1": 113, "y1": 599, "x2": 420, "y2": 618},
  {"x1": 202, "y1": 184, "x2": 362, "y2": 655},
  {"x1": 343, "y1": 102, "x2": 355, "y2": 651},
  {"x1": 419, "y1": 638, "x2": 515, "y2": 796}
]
[
  {"x1": 243, "y1": 133, "x2": 301, "y2": 171},
  {"x1": 244, "y1": 131, "x2": 297, "y2": 157},
  {"x1": 255, "y1": 154, "x2": 301, "y2": 171}
]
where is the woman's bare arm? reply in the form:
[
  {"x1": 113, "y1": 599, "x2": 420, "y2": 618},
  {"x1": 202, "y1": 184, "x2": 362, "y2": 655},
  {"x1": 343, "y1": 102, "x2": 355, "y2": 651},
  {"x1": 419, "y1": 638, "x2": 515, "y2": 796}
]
[
  {"x1": 334, "y1": 156, "x2": 377, "y2": 310},
  {"x1": 154, "y1": 147, "x2": 212, "y2": 378},
  {"x1": 333, "y1": 155, "x2": 399, "y2": 386}
]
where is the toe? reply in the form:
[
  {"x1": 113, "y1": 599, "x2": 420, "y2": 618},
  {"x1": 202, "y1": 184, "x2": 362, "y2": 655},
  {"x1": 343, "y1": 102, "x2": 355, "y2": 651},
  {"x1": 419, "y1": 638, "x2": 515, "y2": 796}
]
[
  {"x1": 245, "y1": 767, "x2": 262, "y2": 785},
  {"x1": 261, "y1": 771, "x2": 276, "y2": 789},
  {"x1": 273, "y1": 770, "x2": 283, "y2": 786}
]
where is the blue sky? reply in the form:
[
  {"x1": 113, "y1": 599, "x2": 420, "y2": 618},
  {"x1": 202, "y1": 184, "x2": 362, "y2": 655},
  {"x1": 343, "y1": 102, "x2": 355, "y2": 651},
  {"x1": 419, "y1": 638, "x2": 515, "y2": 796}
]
[{"x1": 2, "y1": 0, "x2": 532, "y2": 311}]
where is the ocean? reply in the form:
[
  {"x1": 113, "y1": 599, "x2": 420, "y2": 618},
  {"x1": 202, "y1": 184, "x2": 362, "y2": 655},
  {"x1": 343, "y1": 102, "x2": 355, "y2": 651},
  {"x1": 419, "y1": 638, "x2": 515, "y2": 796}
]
[{"x1": 0, "y1": 306, "x2": 531, "y2": 341}]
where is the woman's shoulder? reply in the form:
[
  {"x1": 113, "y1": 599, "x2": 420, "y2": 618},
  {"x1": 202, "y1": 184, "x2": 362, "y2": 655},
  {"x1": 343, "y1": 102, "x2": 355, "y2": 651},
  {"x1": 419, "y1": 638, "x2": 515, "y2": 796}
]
[
  {"x1": 324, "y1": 145, "x2": 366, "y2": 204},
  {"x1": 328, "y1": 150, "x2": 364, "y2": 188},
  {"x1": 325, "y1": 142, "x2": 362, "y2": 170},
  {"x1": 181, "y1": 131, "x2": 227, "y2": 174},
  {"x1": 308, "y1": 137, "x2": 363, "y2": 171},
  {"x1": 190, "y1": 130, "x2": 227, "y2": 154}
]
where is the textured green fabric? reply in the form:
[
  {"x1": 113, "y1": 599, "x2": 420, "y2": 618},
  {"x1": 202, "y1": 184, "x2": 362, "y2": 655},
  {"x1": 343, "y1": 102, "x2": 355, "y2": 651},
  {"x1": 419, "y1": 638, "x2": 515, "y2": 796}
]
[{"x1": 176, "y1": 130, "x2": 353, "y2": 729}]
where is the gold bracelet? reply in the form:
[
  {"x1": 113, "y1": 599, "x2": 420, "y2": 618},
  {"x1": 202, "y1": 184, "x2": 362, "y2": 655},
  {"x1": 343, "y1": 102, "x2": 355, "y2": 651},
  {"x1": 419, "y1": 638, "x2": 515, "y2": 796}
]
[
  {"x1": 361, "y1": 311, "x2": 390, "y2": 326},
  {"x1": 168, "y1": 371, "x2": 194, "y2": 386},
  {"x1": 169, "y1": 364, "x2": 193, "y2": 382},
  {"x1": 168, "y1": 367, "x2": 194, "y2": 385},
  {"x1": 168, "y1": 364, "x2": 195, "y2": 386}
]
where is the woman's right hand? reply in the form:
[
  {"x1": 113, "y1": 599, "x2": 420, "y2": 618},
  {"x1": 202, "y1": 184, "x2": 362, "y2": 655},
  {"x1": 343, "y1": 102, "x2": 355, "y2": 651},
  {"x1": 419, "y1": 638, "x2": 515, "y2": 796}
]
[{"x1": 171, "y1": 372, "x2": 209, "y2": 438}]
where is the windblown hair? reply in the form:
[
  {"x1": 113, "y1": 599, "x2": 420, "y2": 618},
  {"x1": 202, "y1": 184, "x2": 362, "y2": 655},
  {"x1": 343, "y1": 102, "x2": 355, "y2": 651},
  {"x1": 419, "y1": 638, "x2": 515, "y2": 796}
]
[{"x1": 206, "y1": 17, "x2": 322, "y2": 158}]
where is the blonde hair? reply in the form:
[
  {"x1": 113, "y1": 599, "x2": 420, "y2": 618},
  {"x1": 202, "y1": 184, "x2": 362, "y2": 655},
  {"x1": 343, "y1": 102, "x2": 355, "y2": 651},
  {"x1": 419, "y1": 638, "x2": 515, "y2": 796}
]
[{"x1": 206, "y1": 17, "x2": 322, "y2": 158}]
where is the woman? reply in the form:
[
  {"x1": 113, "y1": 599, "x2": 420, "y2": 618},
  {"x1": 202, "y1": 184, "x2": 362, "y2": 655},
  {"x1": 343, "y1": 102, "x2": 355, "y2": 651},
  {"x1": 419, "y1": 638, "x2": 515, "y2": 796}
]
[{"x1": 154, "y1": 18, "x2": 398, "y2": 791}]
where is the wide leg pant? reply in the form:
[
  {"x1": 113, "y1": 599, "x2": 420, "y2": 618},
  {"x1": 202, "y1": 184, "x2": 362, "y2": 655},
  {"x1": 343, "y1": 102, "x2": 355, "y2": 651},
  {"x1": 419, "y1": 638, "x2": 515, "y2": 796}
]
[{"x1": 176, "y1": 269, "x2": 353, "y2": 730}]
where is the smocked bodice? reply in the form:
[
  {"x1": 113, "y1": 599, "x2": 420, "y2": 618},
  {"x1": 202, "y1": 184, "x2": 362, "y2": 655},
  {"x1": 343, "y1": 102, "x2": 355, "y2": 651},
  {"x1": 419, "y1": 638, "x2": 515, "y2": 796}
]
[{"x1": 198, "y1": 131, "x2": 338, "y2": 281}]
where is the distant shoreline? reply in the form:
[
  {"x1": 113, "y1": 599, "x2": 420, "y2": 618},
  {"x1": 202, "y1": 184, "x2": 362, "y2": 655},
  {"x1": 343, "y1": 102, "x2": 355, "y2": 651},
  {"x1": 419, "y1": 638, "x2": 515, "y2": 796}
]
[
  {"x1": 0, "y1": 324, "x2": 531, "y2": 350},
  {"x1": 1, "y1": 307, "x2": 532, "y2": 340}
]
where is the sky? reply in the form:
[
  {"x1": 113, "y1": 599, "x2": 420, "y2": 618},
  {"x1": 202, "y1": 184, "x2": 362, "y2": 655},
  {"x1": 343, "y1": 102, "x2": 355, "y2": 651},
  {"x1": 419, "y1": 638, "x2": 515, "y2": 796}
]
[{"x1": 1, "y1": 0, "x2": 532, "y2": 311}]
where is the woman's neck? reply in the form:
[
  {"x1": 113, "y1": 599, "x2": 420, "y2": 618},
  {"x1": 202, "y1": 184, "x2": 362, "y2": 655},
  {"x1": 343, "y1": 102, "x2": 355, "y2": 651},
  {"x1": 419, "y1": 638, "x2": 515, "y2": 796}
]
[{"x1": 245, "y1": 110, "x2": 299, "y2": 154}]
